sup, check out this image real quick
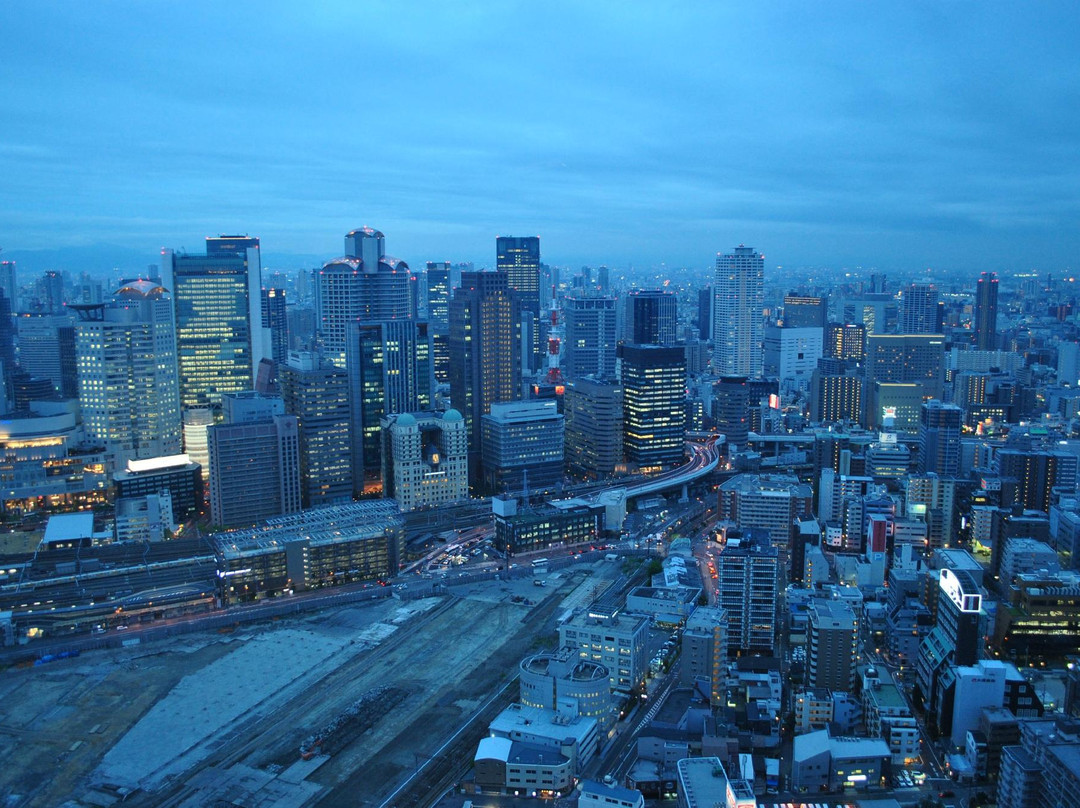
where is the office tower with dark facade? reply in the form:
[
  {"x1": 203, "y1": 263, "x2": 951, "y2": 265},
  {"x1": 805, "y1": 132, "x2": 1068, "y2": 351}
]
[
  {"x1": 826, "y1": 322, "x2": 865, "y2": 361},
  {"x1": 623, "y1": 289, "x2": 677, "y2": 346},
  {"x1": 0, "y1": 261, "x2": 15, "y2": 308},
  {"x1": 712, "y1": 376, "x2": 778, "y2": 451},
  {"x1": 16, "y1": 314, "x2": 78, "y2": 398},
  {"x1": 161, "y1": 236, "x2": 266, "y2": 411},
  {"x1": 918, "y1": 400, "x2": 962, "y2": 477},
  {"x1": 865, "y1": 333, "x2": 945, "y2": 428},
  {"x1": 278, "y1": 352, "x2": 352, "y2": 506},
  {"x1": 497, "y1": 236, "x2": 542, "y2": 372},
  {"x1": 208, "y1": 392, "x2": 301, "y2": 527},
  {"x1": 425, "y1": 262, "x2": 451, "y2": 383},
  {"x1": 73, "y1": 280, "x2": 182, "y2": 472},
  {"x1": 347, "y1": 320, "x2": 434, "y2": 492},
  {"x1": 713, "y1": 246, "x2": 764, "y2": 376},
  {"x1": 261, "y1": 287, "x2": 289, "y2": 364},
  {"x1": 997, "y1": 450, "x2": 1079, "y2": 514},
  {"x1": 481, "y1": 400, "x2": 564, "y2": 494},
  {"x1": 449, "y1": 270, "x2": 521, "y2": 469},
  {"x1": 562, "y1": 296, "x2": 618, "y2": 381},
  {"x1": 784, "y1": 293, "x2": 828, "y2": 328},
  {"x1": 618, "y1": 343, "x2": 686, "y2": 469},
  {"x1": 974, "y1": 272, "x2": 999, "y2": 350},
  {"x1": 697, "y1": 285, "x2": 713, "y2": 341},
  {"x1": 900, "y1": 282, "x2": 942, "y2": 334},
  {"x1": 563, "y1": 376, "x2": 623, "y2": 479},
  {"x1": 317, "y1": 227, "x2": 412, "y2": 367}
]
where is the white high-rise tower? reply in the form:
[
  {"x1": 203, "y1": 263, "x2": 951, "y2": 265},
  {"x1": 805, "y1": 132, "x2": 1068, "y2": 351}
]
[{"x1": 713, "y1": 245, "x2": 764, "y2": 376}]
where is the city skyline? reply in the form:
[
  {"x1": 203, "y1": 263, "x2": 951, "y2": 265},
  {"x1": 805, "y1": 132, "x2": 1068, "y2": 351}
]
[{"x1": 3, "y1": 3, "x2": 1079, "y2": 273}]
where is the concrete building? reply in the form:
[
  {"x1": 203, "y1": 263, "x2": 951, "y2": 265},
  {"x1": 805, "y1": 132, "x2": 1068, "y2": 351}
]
[
  {"x1": 905, "y1": 473, "x2": 957, "y2": 549},
  {"x1": 114, "y1": 454, "x2": 203, "y2": 519},
  {"x1": 713, "y1": 245, "x2": 764, "y2": 376},
  {"x1": 992, "y1": 570, "x2": 1080, "y2": 657},
  {"x1": 213, "y1": 500, "x2": 404, "y2": 603},
  {"x1": 862, "y1": 668, "x2": 920, "y2": 764},
  {"x1": 492, "y1": 496, "x2": 603, "y2": 556},
  {"x1": 487, "y1": 702, "x2": 599, "y2": 769},
  {"x1": 949, "y1": 660, "x2": 1038, "y2": 747},
  {"x1": 519, "y1": 647, "x2": 614, "y2": 732},
  {"x1": 717, "y1": 474, "x2": 813, "y2": 549},
  {"x1": 807, "y1": 598, "x2": 859, "y2": 692},
  {"x1": 680, "y1": 606, "x2": 729, "y2": 705},
  {"x1": 676, "y1": 757, "x2": 733, "y2": 808},
  {"x1": 563, "y1": 295, "x2": 618, "y2": 380},
  {"x1": 558, "y1": 607, "x2": 650, "y2": 691},
  {"x1": 865, "y1": 333, "x2": 945, "y2": 414},
  {"x1": 380, "y1": 410, "x2": 468, "y2": 512},
  {"x1": 618, "y1": 343, "x2": 686, "y2": 469},
  {"x1": 715, "y1": 534, "x2": 779, "y2": 656},
  {"x1": 579, "y1": 780, "x2": 645, "y2": 808},
  {"x1": 473, "y1": 736, "x2": 574, "y2": 796},
  {"x1": 810, "y1": 360, "x2": 863, "y2": 424},
  {"x1": 974, "y1": 272, "x2": 999, "y2": 350},
  {"x1": 481, "y1": 399, "x2": 564, "y2": 494},
  {"x1": 899, "y1": 282, "x2": 941, "y2": 334},
  {"x1": 763, "y1": 325, "x2": 823, "y2": 394},
  {"x1": 999, "y1": 538, "x2": 1061, "y2": 587},
  {"x1": 625, "y1": 586, "x2": 699, "y2": 625},
  {"x1": 918, "y1": 399, "x2": 962, "y2": 477},
  {"x1": 564, "y1": 376, "x2": 623, "y2": 479},
  {"x1": 791, "y1": 729, "x2": 890, "y2": 792},
  {"x1": 114, "y1": 491, "x2": 174, "y2": 543}
]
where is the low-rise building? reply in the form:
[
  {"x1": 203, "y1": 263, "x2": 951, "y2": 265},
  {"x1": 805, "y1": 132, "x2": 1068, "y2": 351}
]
[
  {"x1": 791, "y1": 729, "x2": 890, "y2": 792},
  {"x1": 559, "y1": 607, "x2": 650, "y2": 692},
  {"x1": 473, "y1": 736, "x2": 573, "y2": 796},
  {"x1": 579, "y1": 779, "x2": 645, "y2": 808},
  {"x1": 625, "y1": 586, "x2": 700, "y2": 625},
  {"x1": 493, "y1": 496, "x2": 604, "y2": 556},
  {"x1": 487, "y1": 703, "x2": 599, "y2": 770}
]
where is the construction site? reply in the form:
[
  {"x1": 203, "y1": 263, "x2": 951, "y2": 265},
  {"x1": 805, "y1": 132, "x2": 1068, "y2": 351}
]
[{"x1": 0, "y1": 558, "x2": 626, "y2": 808}]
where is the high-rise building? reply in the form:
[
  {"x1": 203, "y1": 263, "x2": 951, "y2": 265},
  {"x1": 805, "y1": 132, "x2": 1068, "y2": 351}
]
[
  {"x1": 865, "y1": 334, "x2": 945, "y2": 428},
  {"x1": 915, "y1": 567, "x2": 983, "y2": 720},
  {"x1": 807, "y1": 598, "x2": 859, "y2": 692},
  {"x1": 261, "y1": 287, "x2": 289, "y2": 364},
  {"x1": 346, "y1": 319, "x2": 434, "y2": 491},
  {"x1": 623, "y1": 289, "x2": 676, "y2": 346},
  {"x1": 40, "y1": 270, "x2": 64, "y2": 314},
  {"x1": 826, "y1": 322, "x2": 865, "y2": 361},
  {"x1": 905, "y1": 473, "x2": 957, "y2": 549},
  {"x1": 763, "y1": 325, "x2": 823, "y2": 394},
  {"x1": 974, "y1": 272, "x2": 999, "y2": 351},
  {"x1": 564, "y1": 376, "x2": 623, "y2": 480},
  {"x1": 618, "y1": 344, "x2": 686, "y2": 469},
  {"x1": 680, "y1": 606, "x2": 729, "y2": 705},
  {"x1": 182, "y1": 407, "x2": 214, "y2": 481},
  {"x1": 380, "y1": 409, "x2": 469, "y2": 512},
  {"x1": 497, "y1": 236, "x2": 542, "y2": 372},
  {"x1": 0, "y1": 261, "x2": 16, "y2": 309},
  {"x1": 161, "y1": 236, "x2": 266, "y2": 411},
  {"x1": 716, "y1": 533, "x2": 779, "y2": 656},
  {"x1": 810, "y1": 359, "x2": 863, "y2": 424},
  {"x1": 997, "y1": 449, "x2": 1079, "y2": 514},
  {"x1": 784, "y1": 293, "x2": 828, "y2": 329},
  {"x1": 481, "y1": 400, "x2": 564, "y2": 494},
  {"x1": 696, "y1": 285, "x2": 713, "y2": 341},
  {"x1": 449, "y1": 270, "x2": 521, "y2": 461},
  {"x1": 918, "y1": 400, "x2": 962, "y2": 477},
  {"x1": 207, "y1": 392, "x2": 301, "y2": 527},
  {"x1": 900, "y1": 282, "x2": 942, "y2": 334},
  {"x1": 278, "y1": 352, "x2": 352, "y2": 506},
  {"x1": 16, "y1": 314, "x2": 78, "y2": 398},
  {"x1": 562, "y1": 296, "x2": 618, "y2": 381},
  {"x1": 711, "y1": 376, "x2": 777, "y2": 450},
  {"x1": 713, "y1": 246, "x2": 764, "y2": 376},
  {"x1": 425, "y1": 261, "x2": 451, "y2": 331},
  {"x1": 316, "y1": 227, "x2": 412, "y2": 366},
  {"x1": 73, "y1": 280, "x2": 182, "y2": 471}
]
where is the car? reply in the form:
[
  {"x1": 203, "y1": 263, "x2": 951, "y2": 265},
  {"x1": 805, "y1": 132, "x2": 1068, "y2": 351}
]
[{"x1": 939, "y1": 790, "x2": 955, "y2": 798}]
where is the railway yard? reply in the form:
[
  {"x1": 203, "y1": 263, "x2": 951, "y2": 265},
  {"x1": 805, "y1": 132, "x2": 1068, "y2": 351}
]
[{"x1": 0, "y1": 560, "x2": 625, "y2": 808}]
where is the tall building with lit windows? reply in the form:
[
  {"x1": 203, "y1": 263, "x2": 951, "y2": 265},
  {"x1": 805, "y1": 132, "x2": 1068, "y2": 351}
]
[
  {"x1": 316, "y1": 227, "x2": 412, "y2": 367},
  {"x1": 900, "y1": 282, "x2": 942, "y2": 334},
  {"x1": 425, "y1": 262, "x2": 451, "y2": 383},
  {"x1": 497, "y1": 236, "x2": 542, "y2": 372},
  {"x1": 161, "y1": 235, "x2": 266, "y2": 411},
  {"x1": 713, "y1": 246, "x2": 764, "y2": 376},
  {"x1": 623, "y1": 289, "x2": 677, "y2": 346},
  {"x1": 74, "y1": 279, "x2": 181, "y2": 471},
  {"x1": 563, "y1": 296, "x2": 618, "y2": 380},
  {"x1": 974, "y1": 272, "x2": 999, "y2": 350},
  {"x1": 449, "y1": 270, "x2": 521, "y2": 468},
  {"x1": 261, "y1": 287, "x2": 289, "y2": 364},
  {"x1": 618, "y1": 343, "x2": 686, "y2": 469}
]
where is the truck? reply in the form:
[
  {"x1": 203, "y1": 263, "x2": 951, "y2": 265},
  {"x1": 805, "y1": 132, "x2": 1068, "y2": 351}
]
[{"x1": 765, "y1": 758, "x2": 779, "y2": 793}]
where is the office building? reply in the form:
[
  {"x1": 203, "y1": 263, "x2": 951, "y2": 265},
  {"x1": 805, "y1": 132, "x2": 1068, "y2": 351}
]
[
  {"x1": 763, "y1": 325, "x2": 823, "y2": 393},
  {"x1": 487, "y1": 702, "x2": 598, "y2": 772},
  {"x1": 558, "y1": 608, "x2": 650, "y2": 691},
  {"x1": 618, "y1": 344, "x2": 686, "y2": 469},
  {"x1": 497, "y1": 236, "x2": 542, "y2": 371},
  {"x1": 481, "y1": 399, "x2": 564, "y2": 494},
  {"x1": 810, "y1": 360, "x2": 863, "y2": 424},
  {"x1": 866, "y1": 333, "x2": 945, "y2": 425},
  {"x1": 0, "y1": 261, "x2": 15, "y2": 308},
  {"x1": 716, "y1": 534, "x2": 779, "y2": 656},
  {"x1": 449, "y1": 270, "x2": 521, "y2": 460},
  {"x1": 712, "y1": 376, "x2": 777, "y2": 450},
  {"x1": 564, "y1": 376, "x2": 623, "y2": 479},
  {"x1": 260, "y1": 287, "x2": 289, "y2": 364},
  {"x1": 713, "y1": 245, "x2": 764, "y2": 376},
  {"x1": 681, "y1": 606, "x2": 729, "y2": 705},
  {"x1": 992, "y1": 571, "x2": 1080, "y2": 657},
  {"x1": 718, "y1": 473, "x2": 813, "y2": 548},
  {"x1": 380, "y1": 409, "x2": 468, "y2": 512},
  {"x1": 493, "y1": 497, "x2": 603, "y2": 556},
  {"x1": 918, "y1": 399, "x2": 962, "y2": 477},
  {"x1": 826, "y1": 322, "x2": 865, "y2": 361},
  {"x1": 114, "y1": 454, "x2": 204, "y2": 520},
  {"x1": 697, "y1": 285, "x2": 713, "y2": 341},
  {"x1": 519, "y1": 647, "x2": 614, "y2": 731},
  {"x1": 784, "y1": 293, "x2": 828, "y2": 328},
  {"x1": 278, "y1": 352, "x2": 352, "y2": 506},
  {"x1": 346, "y1": 319, "x2": 433, "y2": 490},
  {"x1": 213, "y1": 500, "x2": 404, "y2": 602},
  {"x1": 74, "y1": 280, "x2": 181, "y2": 471},
  {"x1": 997, "y1": 449, "x2": 1078, "y2": 514},
  {"x1": 562, "y1": 295, "x2": 618, "y2": 380},
  {"x1": 807, "y1": 598, "x2": 859, "y2": 692},
  {"x1": 424, "y1": 261, "x2": 451, "y2": 330},
  {"x1": 474, "y1": 736, "x2": 575, "y2": 796},
  {"x1": 623, "y1": 289, "x2": 676, "y2": 346},
  {"x1": 161, "y1": 236, "x2": 266, "y2": 410},
  {"x1": 915, "y1": 567, "x2": 983, "y2": 721},
  {"x1": 316, "y1": 227, "x2": 412, "y2": 366},
  {"x1": 974, "y1": 272, "x2": 999, "y2": 350},
  {"x1": 207, "y1": 393, "x2": 301, "y2": 527},
  {"x1": 791, "y1": 730, "x2": 890, "y2": 793},
  {"x1": 905, "y1": 473, "x2": 957, "y2": 549},
  {"x1": 676, "y1": 758, "x2": 737, "y2": 808},
  {"x1": 114, "y1": 491, "x2": 174, "y2": 544},
  {"x1": 16, "y1": 314, "x2": 78, "y2": 398},
  {"x1": 900, "y1": 282, "x2": 942, "y2": 334}
]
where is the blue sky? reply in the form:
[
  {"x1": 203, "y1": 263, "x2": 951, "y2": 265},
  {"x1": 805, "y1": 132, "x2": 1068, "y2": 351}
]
[{"x1": 2, "y1": 2, "x2": 1078, "y2": 273}]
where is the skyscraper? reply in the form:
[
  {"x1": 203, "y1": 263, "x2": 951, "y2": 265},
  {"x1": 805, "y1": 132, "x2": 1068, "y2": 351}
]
[
  {"x1": 900, "y1": 282, "x2": 942, "y2": 334},
  {"x1": 425, "y1": 261, "x2": 451, "y2": 331},
  {"x1": 974, "y1": 272, "x2": 999, "y2": 350},
  {"x1": 618, "y1": 343, "x2": 686, "y2": 469},
  {"x1": 918, "y1": 399, "x2": 962, "y2": 477},
  {"x1": 0, "y1": 261, "x2": 16, "y2": 309},
  {"x1": 713, "y1": 246, "x2": 764, "y2": 376},
  {"x1": 497, "y1": 236, "x2": 541, "y2": 372},
  {"x1": 716, "y1": 533, "x2": 779, "y2": 656},
  {"x1": 261, "y1": 287, "x2": 289, "y2": 364},
  {"x1": 563, "y1": 376, "x2": 623, "y2": 479},
  {"x1": 449, "y1": 270, "x2": 521, "y2": 462},
  {"x1": 783, "y1": 293, "x2": 828, "y2": 329},
  {"x1": 73, "y1": 279, "x2": 182, "y2": 471},
  {"x1": 697, "y1": 285, "x2": 713, "y2": 341},
  {"x1": 562, "y1": 295, "x2": 618, "y2": 380},
  {"x1": 623, "y1": 289, "x2": 676, "y2": 346},
  {"x1": 278, "y1": 352, "x2": 352, "y2": 506},
  {"x1": 316, "y1": 227, "x2": 412, "y2": 366},
  {"x1": 161, "y1": 235, "x2": 266, "y2": 411},
  {"x1": 347, "y1": 319, "x2": 434, "y2": 492}
]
